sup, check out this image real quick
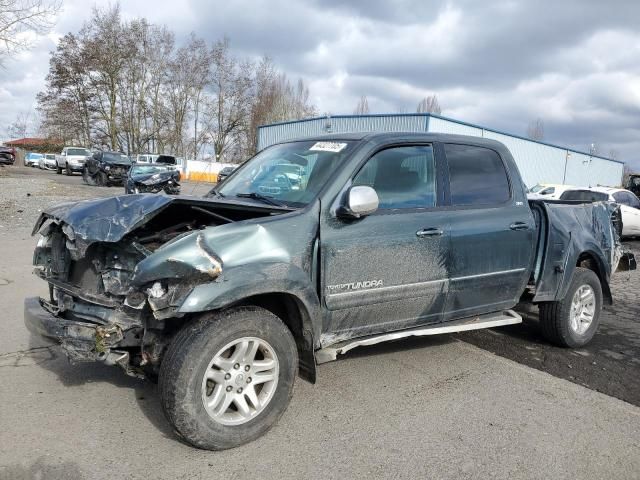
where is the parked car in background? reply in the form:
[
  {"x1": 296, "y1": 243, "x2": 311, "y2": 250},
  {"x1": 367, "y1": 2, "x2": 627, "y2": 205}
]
[
  {"x1": 559, "y1": 187, "x2": 640, "y2": 237},
  {"x1": 124, "y1": 163, "x2": 181, "y2": 194},
  {"x1": 56, "y1": 147, "x2": 91, "y2": 175},
  {"x1": 216, "y1": 166, "x2": 236, "y2": 183},
  {"x1": 38, "y1": 153, "x2": 57, "y2": 170},
  {"x1": 527, "y1": 183, "x2": 575, "y2": 199},
  {"x1": 25, "y1": 152, "x2": 44, "y2": 167},
  {"x1": 82, "y1": 151, "x2": 132, "y2": 186},
  {"x1": 133, "y1": 153, "x2": 183, "y2": 178},
  {"x1": 0, "y1": 146, "x2": 16, "y2": 165},
  {"x1": 627, "y1": 175, "x2": 640, "y2": 197}
]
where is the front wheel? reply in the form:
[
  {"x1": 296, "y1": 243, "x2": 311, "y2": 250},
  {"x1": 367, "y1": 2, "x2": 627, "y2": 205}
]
[
  {"x1": 65, "y1": 163, "x2": 72, "y2": 176},
  {"x1": 56, "y1": 165, "x2": 62, "y2": 174},
  {"x1": 539, "y1": 267, "x2": 603, "y2": 348},
  {"x1": 159, "y1": 307, "x2": 298, "y2": 450}
]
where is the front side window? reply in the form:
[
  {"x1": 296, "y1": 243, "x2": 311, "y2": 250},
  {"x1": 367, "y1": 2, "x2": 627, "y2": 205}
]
[
  {"x1": 352, "y1": 145, "x2": 436, "y2": 209},
  {"x1": 445, "y1": 144, "x2": 510, "y2": 206}
]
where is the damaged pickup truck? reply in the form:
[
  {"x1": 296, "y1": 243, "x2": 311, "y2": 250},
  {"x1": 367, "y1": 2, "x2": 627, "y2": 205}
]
[{"x1": 25, "y1": 133, "x2": 635, "y2": 450}]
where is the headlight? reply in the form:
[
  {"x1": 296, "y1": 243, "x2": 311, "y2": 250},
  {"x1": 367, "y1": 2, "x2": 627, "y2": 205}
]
[{"x1": 104, "y1": 165, "x2": 111, "y2": 171}]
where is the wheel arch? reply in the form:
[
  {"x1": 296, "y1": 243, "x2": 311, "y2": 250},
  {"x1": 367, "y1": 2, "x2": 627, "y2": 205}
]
[
  {"x1": 575, "y1": 250, "x2": 612, "y2": 305},
  {"x1": 234, "y1": 292, "x2": 317, "y2": 383}
]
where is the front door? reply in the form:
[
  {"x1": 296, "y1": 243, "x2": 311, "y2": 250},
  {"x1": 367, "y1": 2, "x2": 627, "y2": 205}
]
[{"x1": 320, "y1": 144, "x2": 450, "y2": 341}]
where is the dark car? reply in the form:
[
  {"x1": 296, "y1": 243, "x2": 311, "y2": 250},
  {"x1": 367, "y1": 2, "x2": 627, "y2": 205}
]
[
  {"x1": 627, "y1": 175, "x2": 640, "y2": 197},
  {"x1": 82, "y1": 151, "x2": 132, "y2": 186},
  {"x1": 216, "y1": 166, "x2": 236, "y2": 183},
  {"x1": 124, "y1": 163, "x2": 181, "y2": 195},
  {"x1": 24, "y1": 133, "x2": 635, "y2": 450},
  {"x1": 0, "y1": 146, "x2": 16, "y2": 165}
]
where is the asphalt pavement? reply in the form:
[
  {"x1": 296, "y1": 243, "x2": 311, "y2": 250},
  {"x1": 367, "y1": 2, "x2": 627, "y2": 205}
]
[{"x1": 1, "y1": 166, "x2": 639, "y2": 479}]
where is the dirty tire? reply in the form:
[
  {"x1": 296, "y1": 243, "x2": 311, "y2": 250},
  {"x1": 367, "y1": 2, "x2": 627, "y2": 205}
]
[
  {"x1": 82, "y1": 167, "x2": 97, "y2": 186},
  {"x1": 96, "y1": 171, "x2": 108, "y2": 187},
  {"x1": 65, "y1": 163, "x2": 72, "y2": 176},
  {"x1": 539, "y1": 267, "x2": 602, "y2": 348},
  {"x1": 159, "y1": 307, "x2": 298, "y2": 450},
  {"x1": 56, "y1": 165, "x2": 62, "y2": 174}
]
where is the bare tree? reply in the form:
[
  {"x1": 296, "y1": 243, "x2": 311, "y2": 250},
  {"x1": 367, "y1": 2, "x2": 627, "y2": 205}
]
[
  {"x1": 0, "y1": 0, "x2": 61, "y2": 62},
  {"x1": 526, "y1": 118, "x2": 544, "y2": 141},
  {"x1": 416, "y1": 95, "x2": 441, "y2": 114},
  {"x1": 353, "y1": 95, "x2": 370, "y2": 115},
  {"x1": 608, "y1": 149, "x2": 619, "y2": 161},
  {"x1": 6, "y1": 110, "x2": 31, "y2": 138}
]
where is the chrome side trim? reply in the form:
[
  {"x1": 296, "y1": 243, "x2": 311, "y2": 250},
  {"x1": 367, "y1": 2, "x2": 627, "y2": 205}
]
[
  {"x1": 450, "y1": 268, "x2": 527, "y2": 282},
  {"x1": 315, "y1": 309, "x2": 522, "y2": 363},
  {"x1": 325, "y1": 278, "x2": 448, "y2": 311}
]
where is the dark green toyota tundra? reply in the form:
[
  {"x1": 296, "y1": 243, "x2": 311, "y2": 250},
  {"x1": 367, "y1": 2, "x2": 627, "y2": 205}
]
[{"x1": 25, "y1": 132, "x2": 635, "y2": 449}]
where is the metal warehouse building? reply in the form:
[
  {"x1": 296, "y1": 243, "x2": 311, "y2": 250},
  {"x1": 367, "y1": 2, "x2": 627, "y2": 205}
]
[{"x1": 257, "y1": 113, "x2": 624, "y2": 188}]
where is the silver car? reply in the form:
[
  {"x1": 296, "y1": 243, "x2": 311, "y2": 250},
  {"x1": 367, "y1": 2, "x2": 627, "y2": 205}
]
[{"x1": 56, "y1": 146, "x2": 91, "y2": 175}]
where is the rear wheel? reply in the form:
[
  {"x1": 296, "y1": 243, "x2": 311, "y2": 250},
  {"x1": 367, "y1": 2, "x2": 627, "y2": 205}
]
[
  {"x1": 159, "y1": 307, "x2": 298, "y2": 450},
  {"x1": 56, "y1": 165, "x2": 62, "y2": 174},
  {"x1": 65, "y1": 163, "x2": 72, "y2": 175},
  {"x1": 539, "y1": 267, "x2": 603, "y2": 348}
]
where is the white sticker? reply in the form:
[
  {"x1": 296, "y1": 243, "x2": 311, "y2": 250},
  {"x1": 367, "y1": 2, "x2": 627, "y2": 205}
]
[{"x1": 309, "y1": 142, "x2": 347, "y2": 153}]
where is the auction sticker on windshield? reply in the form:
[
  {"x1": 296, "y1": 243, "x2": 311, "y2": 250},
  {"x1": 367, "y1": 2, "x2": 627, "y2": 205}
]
[{"x1": 309, "y1": 142, "x2": 347, "y2": 152}]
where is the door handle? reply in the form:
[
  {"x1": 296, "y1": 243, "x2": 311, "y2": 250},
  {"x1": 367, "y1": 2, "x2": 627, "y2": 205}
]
[
  {"x1": 509, "y1": 222, "x2": 529, "y2": 231},
  {"x1": 416, "y1": 228, "x2": 443, "y2": 238}
]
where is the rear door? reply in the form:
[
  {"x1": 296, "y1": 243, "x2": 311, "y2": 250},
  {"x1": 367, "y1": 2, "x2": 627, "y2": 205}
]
[
  {"x1": 320, "y1": 144, "x2": 450, "y2": 339},
  {"x1": 443, "y1": 143, "x2": 535, "y2": 320}
]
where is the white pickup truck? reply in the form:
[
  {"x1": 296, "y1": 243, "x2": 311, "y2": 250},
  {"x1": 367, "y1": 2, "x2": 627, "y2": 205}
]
[{"x1": 56, "y1": 146, "x2": 91, "y2": 175}]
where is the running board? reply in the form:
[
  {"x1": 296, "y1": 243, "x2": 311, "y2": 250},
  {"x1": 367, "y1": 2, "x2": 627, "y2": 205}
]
[{"x1": 315, "y1": 310, "x2": 522, "y2": 364}]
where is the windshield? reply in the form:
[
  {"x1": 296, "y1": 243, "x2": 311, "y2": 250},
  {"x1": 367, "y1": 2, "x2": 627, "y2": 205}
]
[
  {"x1": 67, "y1": 148, "x2": 89, "y2": 156},
  {"x1": 45, "y1": 154, "x2": 55, "y2": 159},
  {"x1": 529, "y1": 184, "x2": 546, "y2": 193},
  {"x1": 131, "y1": 164, "x2": 170, "y2": 175},
  {"x1": 214, "y1": 140, "x2": 355, "y2": 207},
  {"x1": 103, "y1": 152, "x2": 130, "y2": 163}
]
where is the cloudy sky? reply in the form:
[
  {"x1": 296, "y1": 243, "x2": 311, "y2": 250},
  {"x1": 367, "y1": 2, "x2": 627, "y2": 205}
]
[{"x1": 1, "y1": 0, "x2": 639, "y2": 167}]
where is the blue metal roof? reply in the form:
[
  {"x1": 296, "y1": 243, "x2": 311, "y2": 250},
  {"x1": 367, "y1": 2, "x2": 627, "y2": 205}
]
[{"x1": 258, "y1": 112, "x2": 624, "y2": 164}]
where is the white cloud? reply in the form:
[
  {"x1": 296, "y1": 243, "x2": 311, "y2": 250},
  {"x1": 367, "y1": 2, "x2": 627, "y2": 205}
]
[{"x1": 0, "y1": 0, "x2": 639, "y2": 168}]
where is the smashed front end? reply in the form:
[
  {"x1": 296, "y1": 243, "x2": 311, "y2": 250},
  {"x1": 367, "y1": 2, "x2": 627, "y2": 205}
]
[
  {"x1": 24, "y1": 195, "x2": 271, "y2": 377},
  {"x1": 128, "y1": 170, "x2": 181, "y2": 195}
]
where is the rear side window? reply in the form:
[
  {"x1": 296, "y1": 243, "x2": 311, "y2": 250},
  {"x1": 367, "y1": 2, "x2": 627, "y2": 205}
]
[
  {"x1": 613, "y1": 191, "x2": 640, "y2": 208},
  {"x1": 444, "y1": 144, "x2": 510, "y2": 206}
]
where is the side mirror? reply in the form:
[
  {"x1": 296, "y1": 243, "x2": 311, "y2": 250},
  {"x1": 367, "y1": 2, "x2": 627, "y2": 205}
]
[{"x1": 338, "y1": 185, "x2": 379, "y2": 218}]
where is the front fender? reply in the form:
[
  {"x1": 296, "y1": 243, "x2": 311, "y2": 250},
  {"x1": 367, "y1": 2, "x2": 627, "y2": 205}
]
[{"x1": 178, "y1": 262, "x2": 321, "y2": 337}]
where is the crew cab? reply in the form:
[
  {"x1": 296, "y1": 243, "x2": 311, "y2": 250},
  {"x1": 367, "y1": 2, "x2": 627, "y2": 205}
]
[
  {"x1": 24, "y1": 133, "x2": 634, "y2": 450},
  {"x1": 56, "y1": 146, "x2": 91, "y2": 175}
]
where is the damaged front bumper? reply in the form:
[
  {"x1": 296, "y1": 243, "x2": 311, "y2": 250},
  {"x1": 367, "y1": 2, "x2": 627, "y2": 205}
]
[{"x1": 24, "y1": 296, "x2": 142, "y2": 377}]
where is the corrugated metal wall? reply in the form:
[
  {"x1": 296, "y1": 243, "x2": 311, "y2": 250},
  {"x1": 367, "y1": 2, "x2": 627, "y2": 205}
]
[
  {"x1": 428, "y1": 116, "x2": 483, "y2": 137},
  {"x1": 257, "y1": 114, "x2": 623, "y2": 188},
  {"x1": 427, "y1": 116, "x2": 623, "y2": 188},
  {"x1": 257, "y1": 115, "x2": 427, "y2": 150}
]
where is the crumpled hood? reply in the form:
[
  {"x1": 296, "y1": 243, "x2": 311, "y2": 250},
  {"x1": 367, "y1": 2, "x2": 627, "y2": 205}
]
[
  {"x1": 32, "y1": 194, "x2": 174, "y2": 244},
  {"x1": 131, "y1": 170, "x2": 178, "y2": 185}
]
